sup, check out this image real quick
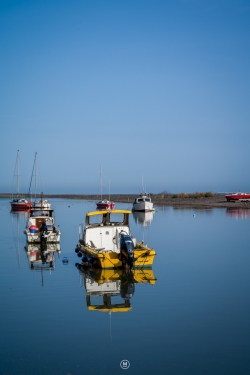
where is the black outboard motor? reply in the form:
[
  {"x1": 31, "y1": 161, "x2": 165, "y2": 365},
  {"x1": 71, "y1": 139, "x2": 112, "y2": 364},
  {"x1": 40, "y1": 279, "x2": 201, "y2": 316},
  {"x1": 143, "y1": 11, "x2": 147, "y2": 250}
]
[
  {"x1": 40, "y1": 222, "x2": 48, "y2": 243},
  {"x1": 120, "y1": 233, "x2": 135, "y2": 269},
  {"x1": 120, "y1": 270, "x2": 135, "y2": 299}
]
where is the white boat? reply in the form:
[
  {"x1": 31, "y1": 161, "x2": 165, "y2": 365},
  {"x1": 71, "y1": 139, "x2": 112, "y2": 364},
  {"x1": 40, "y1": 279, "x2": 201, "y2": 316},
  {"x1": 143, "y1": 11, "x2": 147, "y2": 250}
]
[
  {"x1": 28, "y1": 152, "x2": 51, "y2": 209},
  {"x1": 132, "y1": 194, "x2": 155, "y2": 212},
  {"x1": 76, "y1": 209, "x2": 156, "y2": 269},
  {"x1": 24, "y1": 208, "x2": 60, "y2": 243},
  {"x1": 10, "y1": 150, "x2": 32, "y2": 211},
  {"x1": 33, "y1": 198, "x2": 51, "y2": 209}
]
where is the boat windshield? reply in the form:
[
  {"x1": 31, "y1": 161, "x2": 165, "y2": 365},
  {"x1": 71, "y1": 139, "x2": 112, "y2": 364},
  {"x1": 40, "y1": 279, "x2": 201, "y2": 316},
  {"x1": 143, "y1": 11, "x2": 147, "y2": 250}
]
[
  {"x1": 109, "y1": 213, "x2": 124, "y2": 223},
  {"x1": 31, "y1": 211, "x2": 51, "y2": 217},
  {"x1": 88, "y1": 212, "x2": 128, "y2": 226},
  {"x1": 89, "y1": 215, "x2": 103, "y2": 225}
]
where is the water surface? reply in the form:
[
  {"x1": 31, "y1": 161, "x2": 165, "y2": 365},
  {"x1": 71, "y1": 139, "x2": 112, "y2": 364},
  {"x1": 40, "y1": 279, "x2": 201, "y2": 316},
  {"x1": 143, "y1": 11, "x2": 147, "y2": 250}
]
[{"x1": 0, "y1": 199, "x2": 250, "y2": 374}]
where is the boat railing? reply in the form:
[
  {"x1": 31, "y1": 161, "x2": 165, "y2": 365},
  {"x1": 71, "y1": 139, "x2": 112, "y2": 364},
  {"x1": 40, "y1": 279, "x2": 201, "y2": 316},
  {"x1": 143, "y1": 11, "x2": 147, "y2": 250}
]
[{"x1": 79, "y1": 223, "x2": 84, "y2": 239}]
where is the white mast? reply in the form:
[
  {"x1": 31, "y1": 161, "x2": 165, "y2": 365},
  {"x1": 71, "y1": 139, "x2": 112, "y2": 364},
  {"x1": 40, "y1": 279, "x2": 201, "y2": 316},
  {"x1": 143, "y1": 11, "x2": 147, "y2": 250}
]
[
  {"x1": 142, "y1": 174, "x2": 145, "y2": 194},
  {"x1": 12, "y1": 150, "x2": 20, "y2": 199},
  {"x1": 17, "y1": 150, "x2": 20, "y2": 197},
  {"x1": 100, "y1": 164, "x2": 102, "y2": 200},
  {"x1": 34, "y1": 152, "x2": 37, "y2": 198}
]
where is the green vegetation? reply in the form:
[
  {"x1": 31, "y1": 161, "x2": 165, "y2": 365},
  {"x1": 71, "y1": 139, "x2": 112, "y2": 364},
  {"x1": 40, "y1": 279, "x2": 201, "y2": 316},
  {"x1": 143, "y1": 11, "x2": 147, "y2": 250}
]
[{"x1": 154, "y1": 191, "x2": 214, "y2": 199}]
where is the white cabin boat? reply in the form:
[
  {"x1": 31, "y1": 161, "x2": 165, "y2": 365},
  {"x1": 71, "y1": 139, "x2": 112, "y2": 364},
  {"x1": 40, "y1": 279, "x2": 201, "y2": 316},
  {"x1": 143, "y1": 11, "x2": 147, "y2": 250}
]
[
  {"x1": 33, "y1": 199, "x2": 51, "y2": 209},
  {"x1": 28, "y1": 153, "x2": 51, "y2": 210},
  {"x1": 24, "y1": 208, "x2": 60, "y2": 243},
  {"x1": 132, "y1": 194, "x2": 155, "y2": 212}
]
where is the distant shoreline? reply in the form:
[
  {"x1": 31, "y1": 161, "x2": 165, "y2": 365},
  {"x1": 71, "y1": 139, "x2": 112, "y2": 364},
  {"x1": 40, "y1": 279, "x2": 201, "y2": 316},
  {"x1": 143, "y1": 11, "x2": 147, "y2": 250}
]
[{"x1": 2, "y1": 193, "x2": 250, "y2": 209}]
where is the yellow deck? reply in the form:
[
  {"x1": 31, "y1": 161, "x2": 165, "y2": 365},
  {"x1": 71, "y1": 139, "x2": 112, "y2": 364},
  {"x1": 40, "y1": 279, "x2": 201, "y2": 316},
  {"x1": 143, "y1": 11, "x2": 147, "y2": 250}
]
[{"x1": 78, "y1": 242, "x2": 156, "y2": 269}]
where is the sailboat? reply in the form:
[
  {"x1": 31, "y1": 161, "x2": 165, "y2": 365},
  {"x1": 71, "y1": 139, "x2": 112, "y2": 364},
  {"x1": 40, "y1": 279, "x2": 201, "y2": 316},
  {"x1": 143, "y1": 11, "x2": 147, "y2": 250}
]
[
  {"x1": 10, "y1": 150, "x2": 32, "y2": 211},
  {"x1": 28, "y1": 152, "x2": 51, "y2": 209},
  {"x1": 96, "y1": 165, "x2": 115, "y2": 210}
]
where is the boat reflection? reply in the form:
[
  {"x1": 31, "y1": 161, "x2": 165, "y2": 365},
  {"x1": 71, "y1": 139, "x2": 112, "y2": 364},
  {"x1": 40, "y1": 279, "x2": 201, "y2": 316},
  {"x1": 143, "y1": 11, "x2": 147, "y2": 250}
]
[
  {"x1": 25, "y1": 243, "x2": 61, "y2": 271},
  {"x1": 75, "y1": 265, "x2": 156, "y2": 313},
  {"x1": 226, "y1": 208, "x2": 250, "y2": 219},
  {"x1": 132, "y1": 211, "x2": 154, "y2": 228},
  {"x1": 10, "y1": 210, "x2": 30, "y2": 267}
]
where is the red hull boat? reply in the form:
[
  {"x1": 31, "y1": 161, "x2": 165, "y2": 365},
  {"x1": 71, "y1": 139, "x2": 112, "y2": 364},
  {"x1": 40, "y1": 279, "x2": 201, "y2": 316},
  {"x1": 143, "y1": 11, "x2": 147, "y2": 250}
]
[
  {"x1": 11, "y1": 199, "x2": 32, "y2": 211},
  {"x1": 96, "y1": 200, "x2": 115, "y2": 210},
  {"x1": 10, "y1": 150, "x2": 32, "y2": 211},
  {"x1": 225, "y1": 192, "x2": 250, "y2": 202}
]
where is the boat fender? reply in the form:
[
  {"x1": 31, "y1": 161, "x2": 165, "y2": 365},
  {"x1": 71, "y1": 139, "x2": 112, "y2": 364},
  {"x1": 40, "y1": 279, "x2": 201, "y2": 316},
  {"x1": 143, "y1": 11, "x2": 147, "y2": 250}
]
[
  {"x1": 81, "y1": 256, "x2": 88, "y2": 263},
  {"x1": 88, "y1": 257, "x2": 95, "y2": 264},
  {"x1": 77, "y1": 252, "x2": 82, "y2": 258},
  {"x1": 29, "y1": 225, "x2": 37, "y2": 233},
  {"x1": 75, "y1": 247, "x2": 79, "y2": 253},
  {"x1": 62, "y1": 257, "x2": 68, "y2": 265}
]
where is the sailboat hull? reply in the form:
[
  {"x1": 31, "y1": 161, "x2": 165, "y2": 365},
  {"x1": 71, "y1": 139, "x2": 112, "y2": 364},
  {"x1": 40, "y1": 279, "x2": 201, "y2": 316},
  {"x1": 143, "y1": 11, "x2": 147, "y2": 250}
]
[
  {"x1": 11, "y1": 200, "x2": 32, "y2": 211},
  {"x1": 96, "y1": 201, "x2": 115, "y2": 210}
]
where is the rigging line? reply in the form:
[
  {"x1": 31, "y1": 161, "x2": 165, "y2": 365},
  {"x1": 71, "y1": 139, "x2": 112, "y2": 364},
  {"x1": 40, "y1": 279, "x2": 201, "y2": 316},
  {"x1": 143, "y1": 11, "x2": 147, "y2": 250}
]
[
  {"x1": 109, "y1": 311, "x2": 112, "y2": 344},
  {"x1": 28, "y1": 152, "x2": 37, "y2": 196},
  {"x1": 12, "y1": 150, "x2": 21, "y2": 197},
  {"x1": 36, "y1": 154, "x2": 45, "y2": 194}
]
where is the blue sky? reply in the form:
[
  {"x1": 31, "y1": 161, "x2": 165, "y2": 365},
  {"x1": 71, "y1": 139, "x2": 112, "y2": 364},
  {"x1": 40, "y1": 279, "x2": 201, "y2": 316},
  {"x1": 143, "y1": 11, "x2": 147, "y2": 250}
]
[{"x1": 1, "y1": 0, "x2": 250, "y2": 194}]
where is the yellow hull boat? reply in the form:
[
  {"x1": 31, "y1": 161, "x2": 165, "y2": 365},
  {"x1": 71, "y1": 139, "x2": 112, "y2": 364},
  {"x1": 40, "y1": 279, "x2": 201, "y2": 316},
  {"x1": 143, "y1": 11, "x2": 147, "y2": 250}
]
[{"x1": 76, "y1": 210, "x2": 156, "y2": 269}]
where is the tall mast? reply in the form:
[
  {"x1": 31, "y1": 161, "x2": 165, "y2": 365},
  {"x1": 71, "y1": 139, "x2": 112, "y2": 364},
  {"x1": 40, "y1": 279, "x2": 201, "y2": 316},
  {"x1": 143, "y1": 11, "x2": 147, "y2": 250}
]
[
  {"x1": 28, "y1": 152, "x2": 37, "y2": 199},
  {"x1": 17, "y1": 150, "x2": 20, "y2": 197},
  {"x1": 142, "y1": 175, "x2": 144, "y2": 194},
  {"x1": 100, "y1": 164, "x2": 102, "y2": 200},
  {"x1": 34, "y1": 152, "x2": 37, "y2": 198}
]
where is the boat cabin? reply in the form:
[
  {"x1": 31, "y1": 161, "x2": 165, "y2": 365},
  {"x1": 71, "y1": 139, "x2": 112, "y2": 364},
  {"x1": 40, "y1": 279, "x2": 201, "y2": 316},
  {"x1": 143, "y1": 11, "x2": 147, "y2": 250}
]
[
  {"x1": 134, "y1": 196, "x2": 151, "y2": 204},
  {"x1": 85, "y1": 210, "x2": 130, "y2": 227},
  {"x1": 82, "y1": 210, "x2": 132, "y2": 253},
  {"x1": 28, "y1": 209, "x2": 55, "y2": 232}
]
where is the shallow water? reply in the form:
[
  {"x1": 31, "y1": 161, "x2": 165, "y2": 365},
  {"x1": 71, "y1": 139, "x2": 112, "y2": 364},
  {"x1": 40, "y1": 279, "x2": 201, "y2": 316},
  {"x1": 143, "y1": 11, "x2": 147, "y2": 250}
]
[{"x1": 0, "y1": 199, "x2": 250, "y2": 374}]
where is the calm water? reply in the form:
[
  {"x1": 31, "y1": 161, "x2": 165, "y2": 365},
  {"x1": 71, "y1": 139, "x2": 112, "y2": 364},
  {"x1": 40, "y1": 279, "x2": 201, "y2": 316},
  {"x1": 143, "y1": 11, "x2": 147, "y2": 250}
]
[{"x1": 0, "y1": 198, "x2": 250, "y2": 375}]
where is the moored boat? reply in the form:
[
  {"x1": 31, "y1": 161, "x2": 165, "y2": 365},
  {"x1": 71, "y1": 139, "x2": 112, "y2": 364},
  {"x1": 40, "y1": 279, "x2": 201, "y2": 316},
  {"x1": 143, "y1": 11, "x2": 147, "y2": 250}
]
[
  {"x1": 75, "y1": 209, "x2": 156, "y2": 269},
  {"x1": 225, "y1": 192, "x2": 250, "y2": 202},
  {"x1": 33, "y1": 198, "x2": 51, "y2": 209},
  {"x1": 132, "y1": 194, "x2": 155, "y2": 212},
  {"x1": 24, "y1": 208, "x2": 60, "y2": 243},
  {"x1": 10, "y1": 150, "x2": 32, "y2": 211},
  {"x1": 28, "y1": 153, "x2": 51, "y2": 209},
  {"x1": 96, "y1": 165, "x2": 115, "y2": 210},
  {"x1": 11, "y1": 198, "x2": 32, "y2": 211},
  {"x1": 96, "y1": 199, "x2": 115, "y2": 210}
]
